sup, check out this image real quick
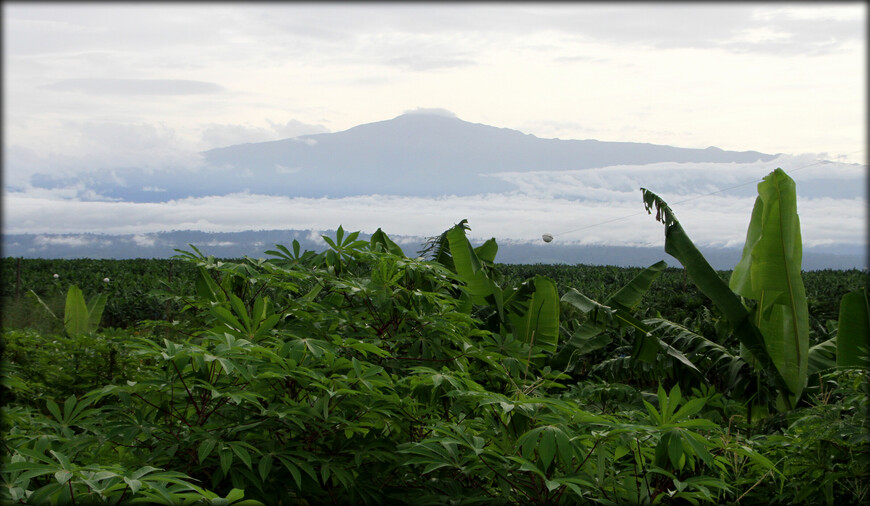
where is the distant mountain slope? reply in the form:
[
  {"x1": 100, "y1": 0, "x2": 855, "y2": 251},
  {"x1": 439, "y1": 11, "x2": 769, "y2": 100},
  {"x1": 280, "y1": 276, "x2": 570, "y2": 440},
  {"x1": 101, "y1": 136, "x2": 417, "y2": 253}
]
[
  {"x1": 28, "y1": 113, "x2": 777, "y2": 202},
  {"x1": 202, "y1": 113, "x2": 777, "y2": 197}
]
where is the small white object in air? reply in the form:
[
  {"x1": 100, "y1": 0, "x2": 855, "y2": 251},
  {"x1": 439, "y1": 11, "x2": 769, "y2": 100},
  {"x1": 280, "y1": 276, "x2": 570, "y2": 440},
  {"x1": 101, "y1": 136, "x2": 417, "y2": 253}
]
[{"x1": 542, "y1": 233, "x2": 553, "y2": 243}]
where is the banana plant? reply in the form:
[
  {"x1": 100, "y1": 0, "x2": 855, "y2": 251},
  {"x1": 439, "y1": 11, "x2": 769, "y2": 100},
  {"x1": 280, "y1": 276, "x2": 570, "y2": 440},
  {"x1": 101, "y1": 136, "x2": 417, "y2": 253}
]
[
  {"x1": 802, "y1": 289, "x2": 869, "y2": 377},
  {"x1": 436, "y1": 220, "x2": 561, "y2": 353},
  {"x1": 835, "y1": 290, "x2": 870, "y2": 369},
  {"x1": 553, "y1": 261, "x2": 700, "y2": 374},
  {"x1": 28, "y1": 285, "x2": 107, "y2": 337},
  {"x1": 642, "y1": 168, "x2": 809, "y2": 409}
]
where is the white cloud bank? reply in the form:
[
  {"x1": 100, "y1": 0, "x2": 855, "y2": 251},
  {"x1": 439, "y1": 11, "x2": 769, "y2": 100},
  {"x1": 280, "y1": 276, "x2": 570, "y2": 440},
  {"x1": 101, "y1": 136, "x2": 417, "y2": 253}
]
[{"x1": 4, "y1": 157, "x2": 865, "y2": 253}]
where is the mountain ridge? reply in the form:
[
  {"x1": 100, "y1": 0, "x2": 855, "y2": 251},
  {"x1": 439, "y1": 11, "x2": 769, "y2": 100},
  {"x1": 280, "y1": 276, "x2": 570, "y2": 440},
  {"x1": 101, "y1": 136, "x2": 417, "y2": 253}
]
[{"x1": 28, "y1": 113, "x2": 779, "y2": 202}]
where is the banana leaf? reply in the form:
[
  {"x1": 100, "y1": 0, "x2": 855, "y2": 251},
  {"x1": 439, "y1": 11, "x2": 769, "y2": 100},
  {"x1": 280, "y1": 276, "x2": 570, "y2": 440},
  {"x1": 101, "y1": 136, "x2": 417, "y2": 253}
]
[
  {"x1": 836, "y1": 290, "x2": 870, "y2": 368},
  {"x1": 807, "y1": 337, "x2": 837, "y2": 376},
  {"x1": 508, "y1": 276, "x2": 560, "y2": 352},
  {"x1": 369, "y1": 228, "x2": 405, "y2": 257},
  {"x1": 64, "y1": 285, "x2": 90, "y2": 337},
  {"x1": 728, "y1": 168, "x2": 808, "y2": 405},
  {"x1": 554, "y1": 262, "x2": 698, "y2": 371},
  {"x1": 641, "y1": 185, "x2": 791, "y2": 399},
  {"x1": 446, "y1": 222, "x2": 494, "y2": 301}
]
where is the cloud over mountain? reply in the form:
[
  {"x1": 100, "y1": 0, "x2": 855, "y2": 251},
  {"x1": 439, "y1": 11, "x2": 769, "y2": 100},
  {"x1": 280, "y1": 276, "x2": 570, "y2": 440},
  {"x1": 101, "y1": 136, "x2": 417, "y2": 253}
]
[
  {"x1": 21, "y1": 112, "x2": 778, "y2": 202},
  {"x1": 3, "y1": 112, "x2": 864, "y2": 267}
]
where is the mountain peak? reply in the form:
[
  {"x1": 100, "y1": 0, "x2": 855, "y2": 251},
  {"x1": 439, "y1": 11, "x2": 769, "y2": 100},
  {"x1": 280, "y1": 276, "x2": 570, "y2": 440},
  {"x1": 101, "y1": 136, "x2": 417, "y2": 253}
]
[{"x1": 398, "y1": 107, "x2": 458, "y2": 119}]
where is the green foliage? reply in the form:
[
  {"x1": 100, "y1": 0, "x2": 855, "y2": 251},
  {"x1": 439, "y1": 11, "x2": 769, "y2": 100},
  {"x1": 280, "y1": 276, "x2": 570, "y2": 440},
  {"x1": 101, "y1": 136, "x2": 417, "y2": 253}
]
[
  {"x1": 642, "y1": 169, "x2": 818, "y2": 409},
  {"x1": 1, "y1": 218, "x2": 866, "y2": 504},
  {"x1": 729, "y1": 168, "x2": 809, "y2": 406},
  {"x1": 836, "y1": 290, "x2": 870, "y2": 368}
]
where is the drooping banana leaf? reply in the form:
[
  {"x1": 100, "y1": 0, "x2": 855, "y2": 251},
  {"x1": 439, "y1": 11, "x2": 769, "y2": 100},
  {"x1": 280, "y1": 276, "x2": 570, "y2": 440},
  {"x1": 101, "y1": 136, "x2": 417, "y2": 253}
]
[
  {"x1": 553, "y1": 261, "x2": 698, "y2": 371},
  {"x1": 728, "y1": 168, "x2": 808, "y2": 406},
  {"x1": 420, "y1": 219, "x2": 467, "y2": 269},
  {"x1": 836, "y1": 290, "x2": 870, "y2": 368},
  {"x1": 807, "y1": 337, "x2": 837, "y2": 377},
  {"x1": 641, "y1": 185, "x2": 790, "y2": 399},
  {"x1": 608, "y1": 260, "x2": 668, "y2": 312}
]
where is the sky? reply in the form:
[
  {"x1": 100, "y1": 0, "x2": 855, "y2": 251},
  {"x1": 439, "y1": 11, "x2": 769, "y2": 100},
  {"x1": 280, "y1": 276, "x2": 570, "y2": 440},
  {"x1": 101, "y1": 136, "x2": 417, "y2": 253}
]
[{"x1": 2, "y1": 2, "x2": 867, "y2": 254}]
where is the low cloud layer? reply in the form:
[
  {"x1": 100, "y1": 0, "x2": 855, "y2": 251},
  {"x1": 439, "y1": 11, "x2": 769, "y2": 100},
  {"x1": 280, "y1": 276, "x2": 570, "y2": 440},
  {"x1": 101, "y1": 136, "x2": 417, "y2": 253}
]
[{"x1": 5, "y1": 157, "x2": 864, "y2": 254}]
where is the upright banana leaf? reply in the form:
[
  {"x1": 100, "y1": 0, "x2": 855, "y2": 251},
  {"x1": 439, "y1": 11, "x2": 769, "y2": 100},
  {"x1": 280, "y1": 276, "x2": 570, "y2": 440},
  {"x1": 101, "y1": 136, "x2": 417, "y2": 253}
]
[
  {"x1": 64, "y1": 285, "x2": 90, "y2": 337},
  {"x1": 729, "y1": 168, "x2": 808, "y2": 405},
  {"x1": 64, "y1": 285, "x2": 107, "y2": 336},
  {"x1": 446, "y1": 222, "x2": 495, "y2": 302},
  {"x1": 440, "y1": 220, "x2": 559, "y2": 351},
  {"x1": 86, "y1": 291, "x2": 108, "y2": 333},
  {"x1": 641, "y1": 184, "x2": 791, "y2": 400},
  {"x1": 507, "y1": 276, "x2": 560, "y2": 353},
  {"x1": 369, "y1": 228, "x2": 405, "y2": 257},
  {"x1": 836, "y1": 290, "x2": 870, "y2": 368}
]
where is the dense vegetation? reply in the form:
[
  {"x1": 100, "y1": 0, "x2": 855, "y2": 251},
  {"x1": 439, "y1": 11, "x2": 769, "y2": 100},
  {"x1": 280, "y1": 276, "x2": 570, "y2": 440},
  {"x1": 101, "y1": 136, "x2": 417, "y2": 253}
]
[{"x1": 2, "y1": 169, "x2": 868, "y2": 505}]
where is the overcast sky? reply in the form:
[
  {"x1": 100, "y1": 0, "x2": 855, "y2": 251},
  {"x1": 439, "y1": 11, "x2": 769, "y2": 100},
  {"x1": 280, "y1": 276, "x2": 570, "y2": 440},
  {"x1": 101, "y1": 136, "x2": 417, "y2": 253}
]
[{"x1": 2, "y1": 2, "x2": 867, "y2": 253}]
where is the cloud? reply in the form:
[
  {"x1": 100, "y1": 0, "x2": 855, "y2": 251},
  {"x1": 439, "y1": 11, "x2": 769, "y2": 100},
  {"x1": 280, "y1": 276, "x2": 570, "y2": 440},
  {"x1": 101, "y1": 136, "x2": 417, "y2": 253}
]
[
  {"x1": 205, "y1": 240, "x2": 236, "y2": 247},
  {"x1": 40, "y1": 78, "x2": 226, "y2": 95},
  {"x1": 514, "y1": 4, "x2": 864, "y2": 55},
  {"x1": 200, "y1": 119, "x2": 329, "y2": 149},
  {"x1": 4, "y1": 168, "x2": 864, "y2": 255},
  {"x1": 130, "y1": 234, "x2": 157, "y2": 247},
  {"x1": 3, "y1": 120, "x2": 224, "y2": 188},
  {"x1": 33, "y1": 234, "x2": 112, "y2": 248},
  {"x1": 385, "y1": 55, "x2": 476, "y2": 71},
  {"x1": 267, "y1": 119, "x2": 329, "y2": 138},
  {"x1": 402, "y1": 107, "x2": 457, "y2": 118}
]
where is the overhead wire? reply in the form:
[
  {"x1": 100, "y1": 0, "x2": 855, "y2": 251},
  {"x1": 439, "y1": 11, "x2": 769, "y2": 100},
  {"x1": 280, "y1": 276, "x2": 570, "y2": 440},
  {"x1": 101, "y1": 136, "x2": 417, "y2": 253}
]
[{"x1": 548, "y1": 149, "x2": 865, "y2": 239}]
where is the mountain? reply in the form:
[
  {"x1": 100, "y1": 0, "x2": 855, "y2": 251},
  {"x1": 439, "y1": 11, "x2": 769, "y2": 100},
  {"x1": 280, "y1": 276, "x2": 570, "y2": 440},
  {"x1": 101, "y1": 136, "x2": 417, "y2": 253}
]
[{"x1": 28, "y1": 113, "x2": 778, "y2": 202}]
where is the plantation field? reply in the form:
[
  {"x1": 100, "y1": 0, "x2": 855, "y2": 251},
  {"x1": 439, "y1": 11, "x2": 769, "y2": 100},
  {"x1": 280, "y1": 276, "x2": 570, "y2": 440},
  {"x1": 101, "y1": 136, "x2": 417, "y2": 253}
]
[
  {"x1": 3, "y1": 257, "x2": 864, "y2": 334},
  {"x1": 1, "y1": 170, "x2": 868, "y2": 504}
]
